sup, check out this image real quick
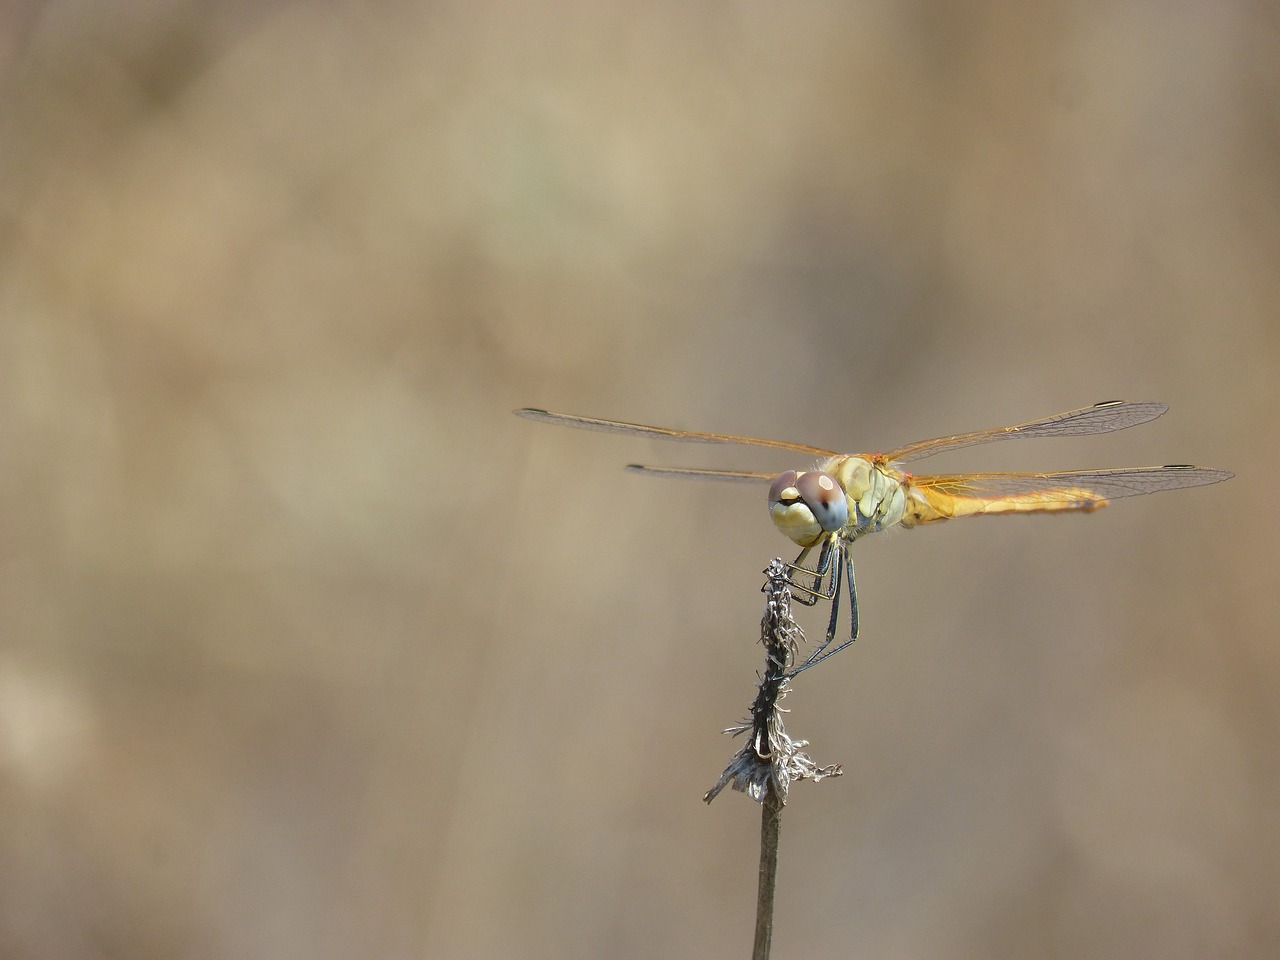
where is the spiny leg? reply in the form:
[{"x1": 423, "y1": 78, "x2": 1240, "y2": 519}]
[
  {"x1": 784, "y1": 537, "x2": 836, "y2": 607},
  {"x1": 791, "y1": 549, "x2": 859, "y2": 675},
  {"x1": 784, "y1": 544, "x2": 821, "y2": 606}
]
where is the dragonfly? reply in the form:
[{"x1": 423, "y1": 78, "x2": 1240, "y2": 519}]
[{"x1": 515, "y1": 401, "x2": 1233, "y2": 673}]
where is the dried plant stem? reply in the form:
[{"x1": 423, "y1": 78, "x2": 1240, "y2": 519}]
[
  {"x1": 753, "y1": 780, "x2": 784, "y2": 960},
  {"x1": 706, "y1": 559, "x2": 843, "y2": 958}
]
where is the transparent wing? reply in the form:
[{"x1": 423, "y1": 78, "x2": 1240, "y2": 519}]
[
  {"x1": 624, "y1": 464, "x2": 775, "y2": 483},
  {"x1": 910, "y1": 464, "x2": 1234, "y2": 502},
  {"x1": 514, "y1": 408, "x2": 837, "y2": 456},
  {"x1": 884, "y1": 400, "x2": 1169, "y2": 464}
]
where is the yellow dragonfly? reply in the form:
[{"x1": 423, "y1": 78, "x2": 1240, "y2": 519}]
[{"x1": 515, "y1": 401, "x2": 1233, "y2": 672}]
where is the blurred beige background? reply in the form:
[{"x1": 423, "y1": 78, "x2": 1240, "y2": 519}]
[{"x1": 1, "y1": 2, "x2": 1276, "y2": 958}]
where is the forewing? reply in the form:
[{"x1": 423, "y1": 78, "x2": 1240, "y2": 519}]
[
  {"x1": 515, "y1": 408, "x2": 837, "y2": 456},
  {"x1": 884, "y1": 400, "x2": 1169, "y2": 464}
]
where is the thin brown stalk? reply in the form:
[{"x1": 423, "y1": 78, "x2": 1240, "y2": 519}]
[{"x1": 753, "y1": 781, "x2": 784, "y2": 960}]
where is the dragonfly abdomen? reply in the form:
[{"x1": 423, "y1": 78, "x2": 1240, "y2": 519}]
[{"x1": 902, "y1": 483, "x2": 1109, "y2": 526}]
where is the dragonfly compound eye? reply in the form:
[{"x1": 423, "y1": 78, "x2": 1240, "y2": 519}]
[
  {"x1": 768, "y1": 470, "x2": 801, "y2": 507},
  {"x1": 795, "y1": 470, "x2": 849, "y2": 532},
  {"x1": 768, "y1": 470, "x2": 847, "y2": 547}
]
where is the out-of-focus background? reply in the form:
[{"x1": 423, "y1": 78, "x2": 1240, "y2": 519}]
[{"x1": 1, "y1": 2, "x2": 1276, "y2": 958}]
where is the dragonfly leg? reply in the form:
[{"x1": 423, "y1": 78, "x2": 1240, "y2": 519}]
[
  {"x1": 790, "y1": 550, "x2": 859, "y2": 675},
  {"x1": 784, "y1": 538, "x2": 836, "y2": 606},
  {"x1": 804, "y1": 544, "x2": 844, "y2": 664}
]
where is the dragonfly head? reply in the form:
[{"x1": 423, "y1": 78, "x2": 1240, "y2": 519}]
[{"x1": 768, "y1": 470, "x2": 849, "y2": 547}]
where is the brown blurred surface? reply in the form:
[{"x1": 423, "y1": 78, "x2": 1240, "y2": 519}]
[{"x1": 1, "y1": 2, "x2": 1277, "y2": 958}]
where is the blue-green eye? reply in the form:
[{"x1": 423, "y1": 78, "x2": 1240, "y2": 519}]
[{"x1": 795, "y1": 471, "x2": 848, "y2": 532}]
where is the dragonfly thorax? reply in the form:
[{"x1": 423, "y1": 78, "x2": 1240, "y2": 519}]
[{"x1": 829, "y1": 456, "x2": 908, "y2": 537}]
